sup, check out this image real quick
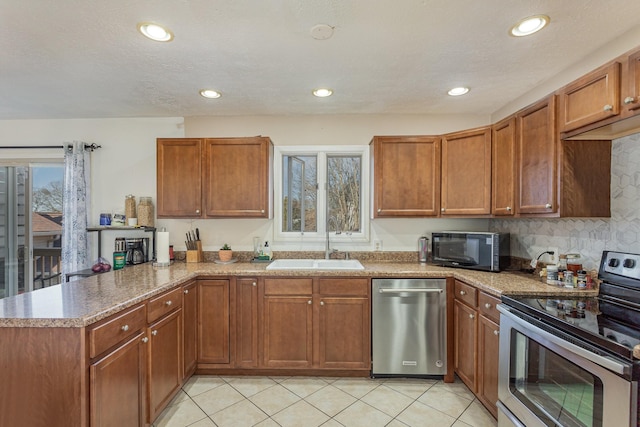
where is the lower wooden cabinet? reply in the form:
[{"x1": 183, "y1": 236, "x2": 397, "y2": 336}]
[
  {"x1": 263, "y1": 278, "x2": 314, "y2": 368},
  {"x1": 182, "y1": 280, "x2": 198, "y2": 380},
  {"x1": 147, "y1": 309, "x2": 182, "y2": 422},
  {"x1": 236, "y1": 277, "x2": 259, "y2": 367},
  {"x1": 454, "y1": 298, "x2": 478, "y2": 392},
  {"x1": 478, "y1": 315, "x2": 500, "y2": 418},
  {"x1": 90, "y1": 331, "x2": 147, "y2": 427},
  {"x1": 198, "y1": 279, "x2": 230, "y2": 364},
  {"x1": 453, "y1": 279, "x2": 501, "y2": 419}
]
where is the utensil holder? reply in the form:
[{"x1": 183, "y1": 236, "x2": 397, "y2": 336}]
[{"x1": 186, "y1": 241, "x2": 203, "y2": 263}]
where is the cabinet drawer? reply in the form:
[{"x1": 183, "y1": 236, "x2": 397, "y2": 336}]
[
  {"x1": 89, "y1": 304, "x2": 146, "y2": 359},
  {"x1": 478, "y1": 292, "x2": 500, "y2": 323},
  {"x1": 148, "y1": 287, "x2": 183, "y2": 323},
  {"x1": 318, "y1": 278, "x2": 369, "y2": 296},
  {"x1": 454, "y1": 280, "x2": 477, "y2": 307},
  {"x1": 264, "y1": 278, "x2": 313, "y2": 295}
]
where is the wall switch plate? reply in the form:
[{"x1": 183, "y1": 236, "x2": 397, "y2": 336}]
[
  {"x1": 548, "y1": 247, "x2": 559, "y2": 265},
  {"x1": 374, "y1": 240, "x2": 382, "y2": 251}
]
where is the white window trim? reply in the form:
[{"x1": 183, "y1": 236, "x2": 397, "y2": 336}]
[{"x1": 273, "y1": 145, "x2": 370, "y2": 247}]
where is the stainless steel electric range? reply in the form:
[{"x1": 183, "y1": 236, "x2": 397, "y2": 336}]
[{"x1": 498, "y1": 250, "x2": 640, "y2": 427}]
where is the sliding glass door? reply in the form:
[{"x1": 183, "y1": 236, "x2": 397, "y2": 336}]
[{"x1": 0, "y1": 164, "x2": 63, "y2": 298}]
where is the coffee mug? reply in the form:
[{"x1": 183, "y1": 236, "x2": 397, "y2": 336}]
[{"x1": 128, "y1": 218, "x2": 138, "y2": 226}]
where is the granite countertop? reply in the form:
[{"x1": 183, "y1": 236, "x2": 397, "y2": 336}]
[{"x1": 0, "y1": 261, "x2": 596, "y2": 328}]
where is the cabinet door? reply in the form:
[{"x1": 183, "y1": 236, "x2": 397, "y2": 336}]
[
  {"x1": 478, "y1": 315, "x2": 500, "y2": 419},
  {"x1": 560, "y1": 62, "x2": 621, "y2": 132},
  {"x1": 371, "y1": 136, "x2": 441, "y2": 217},
  {"x1": 147, "y1": 309, "x2": 182, "y2": 423},
  {"x1": 454, "y1": 299, "x2": 477, "y2": 393},
  {"x1": 517, "y1": 95, "x2": 558, "y2": 215},
  {"x1": 236, "y1": 277, "x2": 259, "y2": 368},
  {"x1": 198, "y1": 279, "x2": 230, "y2": 364},
  {"x1": 156, "y1": 138, "x2": 203, "y2": 218},
  {"x1": 625, "y1": 50, "x2": 640, "y2": 112},
  {"x1": 318, "y1": 296, "x2": 370, "y2": 369},
  {"x1": 90, "y1": 332, "x2": 147, "y2": 427},
  {"x1": 182, "y1": 281, "x2": 197, "y2": 379},
  {"x1": 203, "y1": 137, "x2": 272, "y2": 218},
  {"x1": 492, "y1": 117, "x2": 517, "y2": 216},
  {"x1": 441, "y1": 127, "x2": 491, "y2": 215},
  {"x1": 263, "y1": 296, "x2": 313, "y2": 368}
]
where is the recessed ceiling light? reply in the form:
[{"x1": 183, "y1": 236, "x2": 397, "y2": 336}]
[
  {"x1": 510, "y1": 15, "x2": 550, "y2": 37},
  {"x1": 199, "y1": 89, "x2": 221, "y2": 99},
  {"x1": 448, "y1": 87, "x2": 470, "y2": 96},
  {"x1": 137, "y1": 22, "x2": 174, "y2": 42},
  {"x1": 312, "y1": 88, "x2": 333, "y2": 97}
]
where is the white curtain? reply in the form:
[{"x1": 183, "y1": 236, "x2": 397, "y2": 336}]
[{"x1": 61, "y1": 141, "x2": 91, "y2": 280}]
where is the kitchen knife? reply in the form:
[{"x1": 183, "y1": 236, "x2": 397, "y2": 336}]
[{"x1": 195, "y1": 228, "x2": 200, "y2": 241}]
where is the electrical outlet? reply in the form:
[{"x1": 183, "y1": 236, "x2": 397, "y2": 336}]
[
  {"x1": 548, "y1": 247, "x2": 559, "y2": 265},
  {"x1": 374, "y1": 240, "x2": 382, "y2": 251}
]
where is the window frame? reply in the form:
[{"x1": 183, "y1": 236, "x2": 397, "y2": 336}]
[{"x1": 273, "y1": 145, "x2": 370, "y2": 244}]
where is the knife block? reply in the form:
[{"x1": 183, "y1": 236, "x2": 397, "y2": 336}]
[{"x1": 186, "y1": 241, "x2": 204, "y2": 263}]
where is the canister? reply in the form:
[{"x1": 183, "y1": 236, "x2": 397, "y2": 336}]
[
  {"x1": 546, "y1": 265, "x2": 559, "y2": 286},
  {"x1": 418, "y1": 236, "x2": 429, "y2": 263},
  {"x1": 113, "y1": 251, "x2": 126, "y2": 270}
]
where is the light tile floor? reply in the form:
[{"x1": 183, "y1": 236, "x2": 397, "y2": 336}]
[{"x1": 153, "y1": 375, "x2": 497, "y2": 427}]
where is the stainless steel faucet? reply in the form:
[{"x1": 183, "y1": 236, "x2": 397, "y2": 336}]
[{"x1": 325, "y1": 217, "x2": 341, "y2": 259}]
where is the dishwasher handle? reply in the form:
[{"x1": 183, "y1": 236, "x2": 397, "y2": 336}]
[{"x1": 378, "y1": 288, "x2": 443, "y2": 294}]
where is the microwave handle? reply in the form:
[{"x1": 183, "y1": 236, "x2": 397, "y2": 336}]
[{"x1": 497, "y1": 304, "x2": 630, "y2": 376}]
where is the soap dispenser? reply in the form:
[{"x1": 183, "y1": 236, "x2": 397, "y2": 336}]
[{"x1": 263, "y1": 241, "x2": 272, "y2": 260}]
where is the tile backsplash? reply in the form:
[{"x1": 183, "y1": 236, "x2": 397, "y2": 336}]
[{"x1": 490, "y1": 133, "x2": 640, "y2": 271}]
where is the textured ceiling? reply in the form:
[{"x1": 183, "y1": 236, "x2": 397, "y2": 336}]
[{"x1": 2, "y1": 0, "x2": 640, "y2": 119}]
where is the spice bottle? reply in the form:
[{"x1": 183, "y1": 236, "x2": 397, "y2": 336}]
[
  {"x1": 124, "y1": 195, "x2": 136, "y2": 222},
  {"x1": 137, "y1": 197, "x2": 154, "y2": 227}
]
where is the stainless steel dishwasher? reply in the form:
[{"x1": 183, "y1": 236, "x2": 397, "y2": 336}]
[{"x1": 372, "y1": 278, "x2": 447, "y2": 377}]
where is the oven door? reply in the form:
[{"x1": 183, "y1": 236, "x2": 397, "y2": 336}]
[{"x1": 498, "y1": 305, "x2": 636, "y2": 427}]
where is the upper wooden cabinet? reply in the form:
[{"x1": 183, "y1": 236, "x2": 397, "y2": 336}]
[
  {"x1": 559, "y1": 62, "x2": 621, "y2": 133},
  {"x1": 157, "y1": 137, "x2": 272, "y2": 218},
  {"x1": 371, "y1": 135, "x2": 441, "y2": 217},
  {"x1": 441, "y1": 127, "x2": 492, "y2": 216},
  {"x1": 491, "y1": 116, "x2": 517, "y2": 216},
  {"x1": 203, "y1": 137, "x2": 272, "y2": 218},
  {"x1": 157, "y1": 138, "x2": 203, "y2": 218},
  {"x1": 516, "y1": 95, "x2": 558, "y2": 215},
  {"x1": 626, "y1": 49, "x2": 640, "y2": 113}
]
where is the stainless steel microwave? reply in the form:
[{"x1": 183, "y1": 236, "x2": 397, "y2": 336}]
[{"x1": 431, "y1": 231, "x2": 510, "y2": 272}]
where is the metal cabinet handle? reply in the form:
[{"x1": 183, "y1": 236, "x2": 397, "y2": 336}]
[
  {"x1": 261, "y1": 209, "x2": 265, "y2": 214},
  {"x1": 603, "y1": 104, "x2": 614, "y2": 112},
  {"x1": 196, "y1": 209, "x2": 200, "y2": 214},
  {"x1": 469, "y1": 313, "x2": 475, "y2": 319},
  {"x1": 493, "y1": 330, "x2": 500, "y2": 336},
  {"x1": 545, "y1": 203, "x2": 552, "y2": 209},
  {"x1": 485, "y1": 303, "x2": 492, "y2": 309},
  {"x1": 152, "y1": 330, "x2": 158, "y2": 336},
  {"x1": 121, "y1": 324, "x2": 129, "y2": 332},
  {"x1": 184, "y1": 289, "x2": 189, "y2": 294},
  {"x1": 252, "y1": 282, "x2": 257, "y2": 287},
  {"x1": 141, "y1": 337, "x2": 149, "y2": 343},
  {"x1": 441, "y1": 208, "x2": 446, "y2": 212},
  {"x1": 320, "y1": 301, "x2": 325, "y2": 306},
  {"x1": 377, "y1": 208, "x2": 381, "y2": 213},
  {"x1": 624, "y1": 96, "x2": 636, "y2": 105},
  {"x1": 308, "y1": 300, "x2": 312, "y2": 305},
  {"x1": 506, "y1": 206, "x2": 512, "y2": 211},
  {"x1": 165, "y1": 300, "x2": 172, "y2": 306},
  {"x1": 459, "y1": 290, "x2": 466, "y2": 296}
]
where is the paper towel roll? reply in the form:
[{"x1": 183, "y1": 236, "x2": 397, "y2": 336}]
[{"x1": 157, "y1": 231, "x2": 170, "y2": 264}]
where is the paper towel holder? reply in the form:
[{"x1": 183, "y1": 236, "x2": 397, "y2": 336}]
[{"x1": 153, "y1": 227, "x2": 172, "y2": 267}]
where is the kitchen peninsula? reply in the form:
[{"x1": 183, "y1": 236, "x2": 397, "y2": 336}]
[{"x1": 0, "y1": 261, "x2": 593, "y2": 426}]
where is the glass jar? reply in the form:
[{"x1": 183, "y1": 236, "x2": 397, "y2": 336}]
[
  {"x1": 566, "y1": 253, "x2": 583, "y2": 274},
  {"x1": 124, "y1": 194, "x2": 136, "y2": 221},
  {"x1": 137, "y1": 197, "x2": 154, "y2": 227},
  {"x1": 546, "y1": 265, "x2": 559, "y2": 286}
]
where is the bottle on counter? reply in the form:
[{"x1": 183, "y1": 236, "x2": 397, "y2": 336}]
[
  {"x1": 546, "y1": 265, "x2": 559, "y2": 286},
  {"x1": 263, "y1": 241, "x2": 272, "y2": 260}
]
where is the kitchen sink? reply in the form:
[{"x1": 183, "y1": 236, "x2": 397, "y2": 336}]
[{"x1": 266, "y1": 259, "x2": 364, "y2": 270}]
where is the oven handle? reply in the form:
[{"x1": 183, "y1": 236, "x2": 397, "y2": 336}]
[
  {"x1": 378, "y1": 288, "x2": 443, "y2": 294},
  {"x1": 497, "y1": 304, "x2": 630, "y2": 376}
]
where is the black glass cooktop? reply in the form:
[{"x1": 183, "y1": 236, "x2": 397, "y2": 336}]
[{"x1": 501, "y1": 294, "x2": 640, "y2": 360}]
